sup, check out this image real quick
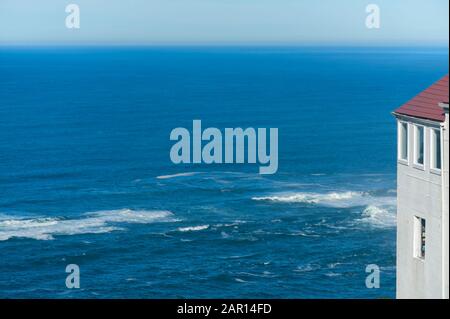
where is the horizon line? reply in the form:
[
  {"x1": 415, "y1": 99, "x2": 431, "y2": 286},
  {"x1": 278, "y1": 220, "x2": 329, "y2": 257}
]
[{"x1": 0, "y1": 42, "x2": 449, "y2": 49}]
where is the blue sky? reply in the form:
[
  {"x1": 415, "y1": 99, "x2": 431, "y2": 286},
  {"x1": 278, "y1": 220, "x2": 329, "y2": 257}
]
[{"x1": 0, "y1": 0, "x2": 448, "y2": 45}]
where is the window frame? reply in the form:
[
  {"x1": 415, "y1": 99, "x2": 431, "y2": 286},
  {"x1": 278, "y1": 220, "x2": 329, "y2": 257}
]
[
  {"x1": 397, "y1": 121, "x2": 409, "y2": 164},
  {"x1": 413, "y1": 124, "x2": 425, "y2": 169},
  {"x1": 430, "y1": 127, "x2": 442, "y2": 173},
  {"x1": 413, "y1": 216, "x2": 426, "y2": 260}
]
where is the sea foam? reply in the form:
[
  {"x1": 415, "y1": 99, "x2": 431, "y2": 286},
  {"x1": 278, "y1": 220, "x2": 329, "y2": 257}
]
[
  {"x1": 252, "y1": 190, "x2": 397, "y2": 228},
  {"x1": 252, "y1": 191, "x2": 396, "y2": 208},
  {"x1": 356, "y1": 205, "x2": 396, "y2": 228},
  {"x1": 177, "y1": 225, "x2": 209, "y2": 232},
  {"x1": 0, "y1": 209, "x2": 177, "y2": 241},
  {"x1": 156, "y1": 172, "x2": 199, "y2": 180}
]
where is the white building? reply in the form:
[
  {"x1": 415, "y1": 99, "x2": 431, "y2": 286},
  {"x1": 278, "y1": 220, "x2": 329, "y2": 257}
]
[{"x1": 393, "y1": 74, "x2": 449, "y2": 299}]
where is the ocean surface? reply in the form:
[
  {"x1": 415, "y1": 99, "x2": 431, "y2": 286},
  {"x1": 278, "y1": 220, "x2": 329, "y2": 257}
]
[{"x1": 0, "y1": 46, "x2": 448, "y2": 298}]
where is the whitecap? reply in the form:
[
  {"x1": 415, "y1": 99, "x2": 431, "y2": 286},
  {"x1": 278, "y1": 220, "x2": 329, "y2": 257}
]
[
  {"x1": 156, "y1": 172, "x2": 200, "y2": 180},
  {"x1": 237, "y1": 271, "x2": 277, "y2": 278},
  {"x1": 252, "y1": 190, "x2": 396, "y2": 209},
  {"x1": 213, "y1": 222, "x2": 240, "y2": 228},
  {"x1": 327, "y1": 262, "x2": 351, "y2": 269},
  {"x1": 294, "y1": 264, "x2": 321, "y2": 273},
  {"x1": 291, "y1": 230, "x2": 320, "y2": 238},
  {"x1": 0, "y1": 209, "x2": 177, "y2": 241},
  {"x1": 325, "y1": 272, "x2": 342, "y2": 277},
  {"x1": 177, "y1": 225, "x2": 209, "y2": 232},
  {"x1": 254, "y1": 189, "x2": 397, "y2": 229},
  {"x1": 356, "y1": 205, "x2": 396, "y2": 228},
  {"x1": 234, "y1": 278, "x2": 248, "y2": 283},
  {"x1": 219, "y1": 253, "x2": 258, "y2": 260}
]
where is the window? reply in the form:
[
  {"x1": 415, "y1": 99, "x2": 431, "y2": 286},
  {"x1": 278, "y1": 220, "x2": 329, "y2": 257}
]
[
  {"x1": 414, "y1": 216, "x2": 426, "y2": 259},
  {"x1": 431, "y1": 128, "x2": 441, "y2": 170},
  {"x1": 398, "y1": 122, "x2": 408, "y2": 161},
  {"x1": 414, "y1": 125, "x2": 424, "y2": 166}
]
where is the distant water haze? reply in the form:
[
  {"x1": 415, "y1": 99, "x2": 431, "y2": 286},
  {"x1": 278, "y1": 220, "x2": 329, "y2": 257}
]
[{"x1": 0, "y1": 0, "x2": 448, "y2": 46}]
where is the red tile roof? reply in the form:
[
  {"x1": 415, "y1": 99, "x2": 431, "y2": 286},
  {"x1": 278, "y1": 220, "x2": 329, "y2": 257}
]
[{"x1": 394, "y1": 74, "x2": 448, "y2": 122}]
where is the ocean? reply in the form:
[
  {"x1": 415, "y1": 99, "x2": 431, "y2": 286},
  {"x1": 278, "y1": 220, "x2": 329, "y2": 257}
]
[{"x1": 0, "y1": 46, "x2": 448, "y2": 298}]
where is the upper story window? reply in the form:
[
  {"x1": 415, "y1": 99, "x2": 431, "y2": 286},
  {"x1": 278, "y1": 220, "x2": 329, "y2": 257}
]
[
  {"x1": 430, "y1": 128, "x2": 441, "y2": 171},
  {"x1": 414, "y1": 216, "x2": 426, "y2": 260},
  {"x1": 413, "y1": 125, "x2": 424, "y2": 166},
  {"x1": 398, "y1": 121, "x2": 408, "y2": 161}
]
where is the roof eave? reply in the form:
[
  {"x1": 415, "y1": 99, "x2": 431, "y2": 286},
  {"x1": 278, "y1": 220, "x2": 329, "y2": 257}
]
[{"x1": 392, "y1": 111, "x2": 444, "y2": 126}]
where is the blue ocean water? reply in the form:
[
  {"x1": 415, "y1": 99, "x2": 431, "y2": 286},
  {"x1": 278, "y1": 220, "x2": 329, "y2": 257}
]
[{"x1": 0, "y1": 46, "x2": 448, "y2": 298}]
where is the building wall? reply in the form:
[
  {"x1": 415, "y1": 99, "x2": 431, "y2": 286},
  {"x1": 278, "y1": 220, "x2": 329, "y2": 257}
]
[
  {"x1": 396, "y1": 116, "x2": 444, "y2": 299},
  {"x1": 440, "y1": 105, "x2": 449, "y2": 299}
]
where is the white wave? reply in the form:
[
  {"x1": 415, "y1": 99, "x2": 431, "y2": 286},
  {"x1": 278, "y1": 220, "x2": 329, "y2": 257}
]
[
  {"x1": 325, "y1": 272, "x2": 342, "y2": 277},
  {"x1": 357, "y1": 205, "x2": 396, "y2": 228},
  {"x1": 0, "y1": 209, "x2": 176, "y2": 241},
  {"x1": 177, "y1": 225, "x2": 209, "y2": 232},
  {"x1": 212, "y1": 222, "x2": 241, "y2": 228},
  {"x1": 252, "y1": 191, "x2": 396, "y2": 208},
  {"x1": 291, "y1": 230, "x2": 320, "y2": 238},
  {"x1": 253, "y1": 190, "x2": 397, "y2": 228},
  {"x1": 156, "y1": 172, "x2": 199, "y2": 180},
  {"x1": 293, "y1": 264, "x2": 321, "y2": 273},
  {"x1": 234, "y1": 278, "x2": 248, "y2": 283}
]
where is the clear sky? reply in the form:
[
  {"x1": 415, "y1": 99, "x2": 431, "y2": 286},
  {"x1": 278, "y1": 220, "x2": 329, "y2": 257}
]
[{"x1": 0, "y1": 0, "x2": 448, "y2": 46}]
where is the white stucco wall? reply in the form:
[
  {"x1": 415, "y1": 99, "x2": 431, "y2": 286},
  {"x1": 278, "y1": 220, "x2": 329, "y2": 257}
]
[
  {"x1": 395, "y1": 115, "x2": 447, "y2": 299},
  {"x1": 440, "y1": 104, "x2": 449, "y2": 299}
]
